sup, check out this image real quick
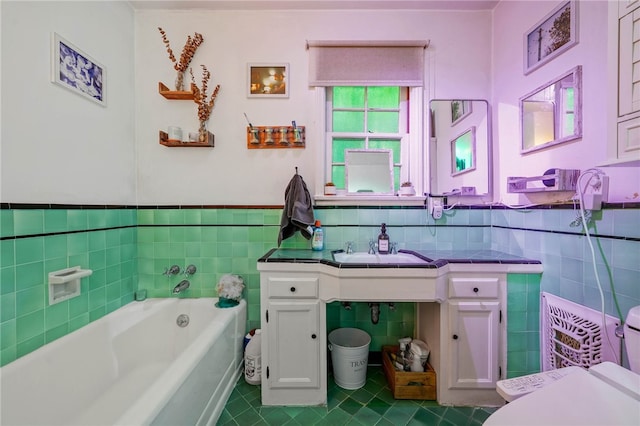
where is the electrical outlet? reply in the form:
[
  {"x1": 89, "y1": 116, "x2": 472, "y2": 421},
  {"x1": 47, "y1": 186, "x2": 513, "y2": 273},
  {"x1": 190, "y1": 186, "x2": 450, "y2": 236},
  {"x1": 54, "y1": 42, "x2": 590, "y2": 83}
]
[
  {"x1": 581, "y1": 174, "x2": 609, "y2": 211},
  {"x1": 428, "y1": 197, "x2": 443, "y2": 220}
]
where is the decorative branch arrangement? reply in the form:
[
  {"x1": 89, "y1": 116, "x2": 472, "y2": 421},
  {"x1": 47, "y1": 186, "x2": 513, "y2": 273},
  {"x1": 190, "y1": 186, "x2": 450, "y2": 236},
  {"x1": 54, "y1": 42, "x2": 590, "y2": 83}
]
[
  {"x1": 190, "y1": 65, "x2": 221, "y2": 142},
  {"x1": 158, "y1": 27, "x2": 204, "y2": 91}
]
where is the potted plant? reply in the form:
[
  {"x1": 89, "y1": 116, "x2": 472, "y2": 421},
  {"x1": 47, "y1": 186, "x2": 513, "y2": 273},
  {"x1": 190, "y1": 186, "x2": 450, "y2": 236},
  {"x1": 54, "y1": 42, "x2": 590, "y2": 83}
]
[
  {"x1": 399, "y1": 181, "x2": 416, "y2": 196},
  {"x1": 324, "y1": 182, "x2": 337, "y2": 195}
]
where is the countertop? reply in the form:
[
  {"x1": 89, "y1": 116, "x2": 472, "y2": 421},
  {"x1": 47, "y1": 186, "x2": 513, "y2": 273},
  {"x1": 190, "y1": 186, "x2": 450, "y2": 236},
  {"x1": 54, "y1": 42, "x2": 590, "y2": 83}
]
[{"x1": 258, "y1": 248, "x2": 541, "y2": 268}]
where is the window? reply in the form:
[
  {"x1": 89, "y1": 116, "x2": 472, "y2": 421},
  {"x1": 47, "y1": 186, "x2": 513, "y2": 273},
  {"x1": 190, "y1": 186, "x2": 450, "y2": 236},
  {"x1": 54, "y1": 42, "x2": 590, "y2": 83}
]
[{"x1": 326, "y1": 87, "x2": 409, "y2": 192}]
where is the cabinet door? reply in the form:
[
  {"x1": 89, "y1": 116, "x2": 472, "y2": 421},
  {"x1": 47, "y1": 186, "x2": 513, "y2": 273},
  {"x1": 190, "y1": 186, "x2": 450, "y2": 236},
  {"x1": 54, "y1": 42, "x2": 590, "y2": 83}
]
[
  {"x1": 448, "y1": 300, "x2": 500, "y2": 389},
  {"x1": 266, "y1": 300, "x2": 321, "y2": 389},
  {"x1": 618, "y1": 7, "x2": 640, "y2": 117}
]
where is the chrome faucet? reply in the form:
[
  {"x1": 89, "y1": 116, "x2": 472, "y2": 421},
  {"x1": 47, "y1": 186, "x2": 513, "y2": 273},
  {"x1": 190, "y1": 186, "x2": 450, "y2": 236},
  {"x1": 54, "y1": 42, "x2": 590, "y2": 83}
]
[
  {"x1": 368, "y1": 240, "x2": 377, "y2": 254},
  {"x1": 173, "y1": 279, "x2": 190, "y2": 294},
  {"x1": 345, "y1": 241, "x2": 354, "y2": 254},
  {"x1": 183, "y1": 264, "x2": 197, "y2": 277},
  {"x1": 163, "y1": 265, "x2": 181, "y2": 276}
]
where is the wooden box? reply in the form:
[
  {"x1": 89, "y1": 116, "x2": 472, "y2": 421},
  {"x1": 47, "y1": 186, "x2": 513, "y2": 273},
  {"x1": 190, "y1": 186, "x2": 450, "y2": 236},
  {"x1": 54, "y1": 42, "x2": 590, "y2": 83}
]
[{"x1": 382, "y1": 345, "x2": 436, "y2": 400}]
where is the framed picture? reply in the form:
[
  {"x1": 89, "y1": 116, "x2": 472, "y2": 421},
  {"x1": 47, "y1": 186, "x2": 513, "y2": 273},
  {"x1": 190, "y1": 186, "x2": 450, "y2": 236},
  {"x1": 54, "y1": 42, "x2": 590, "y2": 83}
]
[
  {"x1": 51, "y1": 33, "x2": 105, "y2": 106},
  {"x1": 451, "y1": 100, "x2": 472, "y2": 126},
  {"x1": 247, "y1": 63, "x2": 289, "y2": 98},
  {"x1": 524, "y1": 1, "x2": 578, "y2": 75}
]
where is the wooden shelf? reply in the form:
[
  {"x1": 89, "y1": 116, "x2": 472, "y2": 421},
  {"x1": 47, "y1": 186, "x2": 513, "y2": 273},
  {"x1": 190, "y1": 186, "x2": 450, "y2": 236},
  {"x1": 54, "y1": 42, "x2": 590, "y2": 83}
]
[
  {"x1": 158, "y1": 82, "x2": 198, "y2": 100},
  {"x1": 159, "y1": 130, "x2": 214, "y2": 147}
]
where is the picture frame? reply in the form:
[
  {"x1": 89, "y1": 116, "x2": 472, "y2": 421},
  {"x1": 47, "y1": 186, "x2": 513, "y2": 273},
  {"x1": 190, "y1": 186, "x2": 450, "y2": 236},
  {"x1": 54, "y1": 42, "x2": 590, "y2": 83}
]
[
  {"x1": 524, "y1": 1, "x2": 578, "y2": 75},
  {"x1": 51, "y1": 33, "x2": 106, "y2": 106},
  {"x1": 450, "y1": 127, "x2": 477, "y2": 176},
  {"x1": 451, "y1": 100, "x2": 472, "y2": 126},
  {"x1": 247, "y1": 63, "x2": 289, "y2": 98}
]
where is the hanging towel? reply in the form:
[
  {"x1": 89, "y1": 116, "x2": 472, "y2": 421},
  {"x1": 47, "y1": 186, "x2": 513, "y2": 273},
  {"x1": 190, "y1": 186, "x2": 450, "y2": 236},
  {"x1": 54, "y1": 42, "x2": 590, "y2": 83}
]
[{"x1": 278, "y1": 173, "x2": 315, "y2": 246}]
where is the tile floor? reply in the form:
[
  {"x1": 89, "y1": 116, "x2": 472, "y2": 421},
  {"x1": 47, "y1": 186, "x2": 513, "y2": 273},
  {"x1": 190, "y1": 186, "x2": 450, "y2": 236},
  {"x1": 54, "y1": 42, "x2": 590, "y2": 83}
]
[{"x1": 217, "y1": 366, "x2": 498, "y2": 425}]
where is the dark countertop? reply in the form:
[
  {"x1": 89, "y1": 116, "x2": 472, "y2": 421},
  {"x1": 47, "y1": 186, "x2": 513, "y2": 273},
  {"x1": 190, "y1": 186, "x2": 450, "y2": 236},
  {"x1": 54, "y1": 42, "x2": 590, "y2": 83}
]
[{"x1": 258, "y1": 248, "x2": 541, "y2": 268}]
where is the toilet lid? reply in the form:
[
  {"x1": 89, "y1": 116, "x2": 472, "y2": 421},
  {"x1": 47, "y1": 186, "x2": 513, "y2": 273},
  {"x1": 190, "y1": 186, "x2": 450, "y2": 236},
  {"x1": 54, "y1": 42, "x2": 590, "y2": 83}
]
[{"x1": 485, "y1": 362, "x2": 640, "y2": 426}]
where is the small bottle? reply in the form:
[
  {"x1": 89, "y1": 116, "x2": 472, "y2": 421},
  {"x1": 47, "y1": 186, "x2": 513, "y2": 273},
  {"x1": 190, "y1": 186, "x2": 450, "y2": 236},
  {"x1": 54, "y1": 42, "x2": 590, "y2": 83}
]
[
  {"x1": 311, "y1": 220, "x2": 324, "y2": 251},
  {"x1": 244, "y1": 329, "x2": 262, "y2": 385},
  {"x1": 378, "y1": 223, "x2": 389, "y2": 254}
]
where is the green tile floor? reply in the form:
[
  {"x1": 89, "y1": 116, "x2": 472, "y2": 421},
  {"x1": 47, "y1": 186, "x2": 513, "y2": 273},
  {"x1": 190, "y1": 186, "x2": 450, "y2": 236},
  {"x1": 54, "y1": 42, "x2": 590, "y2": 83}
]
[{"x1": 217, "y1": 366, "x2": 497, "y2": 425}]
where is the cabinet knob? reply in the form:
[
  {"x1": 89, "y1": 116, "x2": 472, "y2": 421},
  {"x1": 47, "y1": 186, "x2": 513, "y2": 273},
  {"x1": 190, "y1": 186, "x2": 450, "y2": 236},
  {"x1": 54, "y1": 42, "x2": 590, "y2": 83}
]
[
  {"x1": 473, "y1": 287, "x2": 479, "y2": 293},
  {"x1": 311, "y1": 333, "x2": 317, "y2": 339},
  {"x1": 452, "y1": 334, "x2": 459, "y2": 340},
  {"x1": 290, "y1": 286, "x2": 296, "y2": 292}
]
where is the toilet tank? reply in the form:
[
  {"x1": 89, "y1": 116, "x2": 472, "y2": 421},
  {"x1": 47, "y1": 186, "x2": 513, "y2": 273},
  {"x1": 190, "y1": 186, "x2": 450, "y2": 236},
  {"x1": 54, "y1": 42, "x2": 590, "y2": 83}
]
[{"x1": 624, "y1": 306, "x2": 640, "y2": 373}]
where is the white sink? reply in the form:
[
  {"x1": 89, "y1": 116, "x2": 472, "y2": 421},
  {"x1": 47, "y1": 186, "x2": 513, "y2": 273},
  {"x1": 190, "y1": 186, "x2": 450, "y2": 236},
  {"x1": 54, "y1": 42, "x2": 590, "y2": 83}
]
[{"x1": 332, "y1": 251, "x2": 431, "y2": 265}]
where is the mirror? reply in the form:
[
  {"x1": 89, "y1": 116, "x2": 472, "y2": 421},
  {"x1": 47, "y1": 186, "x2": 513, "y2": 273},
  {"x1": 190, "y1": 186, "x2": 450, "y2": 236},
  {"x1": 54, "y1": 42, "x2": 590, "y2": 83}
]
[
  {"x1": 520, "y1": 65, "x2": 582, "y2": 153},
  {"x1": 345, "y1": 149, "x2": 394, "y2": 194},
  {"x1": 429, "y1": 100, "x2": 491, "y2": 196}
]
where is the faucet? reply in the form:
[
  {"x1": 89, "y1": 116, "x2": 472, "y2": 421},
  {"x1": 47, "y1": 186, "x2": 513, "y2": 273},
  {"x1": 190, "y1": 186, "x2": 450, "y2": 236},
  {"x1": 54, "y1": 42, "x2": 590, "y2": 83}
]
[
  {"x1": 369, "y1": 302, "x2": 380, "y2": 324},
  {"x1": 368, "y1": 240, "x2": 377, "y2": 254},
  {"x1": 345, "y1": 241, "x2": 354, "y2": 254},
  {"x1": 163, "y1": 265, "x2": 181, "y2": 276},
  {"x1": 184, "y1": 264, "x2": 197, "y2": 277},
  {"x1": 173, "y1": 279, "x2": 190, "y2": 294}
]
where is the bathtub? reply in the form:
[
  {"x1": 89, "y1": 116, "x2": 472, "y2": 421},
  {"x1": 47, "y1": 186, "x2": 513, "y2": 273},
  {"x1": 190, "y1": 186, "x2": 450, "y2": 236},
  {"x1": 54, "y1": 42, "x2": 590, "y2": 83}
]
[{"x1": 0, "y1": 298, "x2": 246, "y2": 426}]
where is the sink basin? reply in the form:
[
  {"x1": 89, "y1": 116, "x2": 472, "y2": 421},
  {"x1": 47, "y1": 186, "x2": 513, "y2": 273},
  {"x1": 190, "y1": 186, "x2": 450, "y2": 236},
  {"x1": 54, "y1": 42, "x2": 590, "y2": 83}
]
[{"x1": 332, "y1": 251, "x2": 431, "y2": 265}]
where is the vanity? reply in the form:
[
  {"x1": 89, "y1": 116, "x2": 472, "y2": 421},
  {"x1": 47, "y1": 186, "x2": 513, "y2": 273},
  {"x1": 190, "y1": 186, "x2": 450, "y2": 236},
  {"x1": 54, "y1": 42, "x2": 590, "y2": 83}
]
[{"x1": 257, "y1": 249, "x2": 542, "y2": 407}]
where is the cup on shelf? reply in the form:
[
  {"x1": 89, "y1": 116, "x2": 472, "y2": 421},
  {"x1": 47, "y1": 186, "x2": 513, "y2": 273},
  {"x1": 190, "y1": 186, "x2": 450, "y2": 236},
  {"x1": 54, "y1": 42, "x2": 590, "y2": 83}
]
[{"x1": 168, "y1": 126, "x2": 183, "y2": 141}]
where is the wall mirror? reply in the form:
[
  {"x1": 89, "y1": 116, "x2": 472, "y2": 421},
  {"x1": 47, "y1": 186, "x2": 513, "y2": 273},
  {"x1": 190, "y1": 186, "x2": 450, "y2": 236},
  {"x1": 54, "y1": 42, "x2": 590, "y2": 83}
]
[
  {"x1": 520, "y1": 65, "x2": 582, "y2": 154},
  {"x1": 345, "y1": 149, "x2": 394, "y2": 194},
  {"x1": 429, "y1": 100, "x2": 491, "y2": 197}
]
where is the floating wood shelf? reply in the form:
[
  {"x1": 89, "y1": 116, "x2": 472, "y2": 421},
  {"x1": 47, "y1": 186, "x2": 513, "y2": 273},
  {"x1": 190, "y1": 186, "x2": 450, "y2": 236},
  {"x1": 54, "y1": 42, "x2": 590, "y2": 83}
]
[
  {"x1": 158, "y1": 82, "x2": 198, "y2": 100},
  {"x1": 159, "y1": 130, "x2": 214, "y2": 147},
  {"x1": 246, "y1": 126, "x2": 305, "y2": 149},
  {"x1": 507, "y1": 169, "x2": 579, "y2": 193}
]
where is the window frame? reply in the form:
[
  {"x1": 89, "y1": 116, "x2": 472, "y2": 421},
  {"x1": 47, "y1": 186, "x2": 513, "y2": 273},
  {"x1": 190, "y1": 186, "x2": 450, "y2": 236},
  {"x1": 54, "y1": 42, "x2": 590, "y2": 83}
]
[{"x1": 314, "y1": 86, "x2": 425, "y2": 206}]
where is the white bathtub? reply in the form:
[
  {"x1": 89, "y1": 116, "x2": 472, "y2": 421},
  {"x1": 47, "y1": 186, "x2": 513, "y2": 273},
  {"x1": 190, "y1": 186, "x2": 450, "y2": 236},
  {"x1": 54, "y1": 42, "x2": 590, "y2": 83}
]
[{"x1": 0, "y1": 298, "x2": 246, "y2": 426}]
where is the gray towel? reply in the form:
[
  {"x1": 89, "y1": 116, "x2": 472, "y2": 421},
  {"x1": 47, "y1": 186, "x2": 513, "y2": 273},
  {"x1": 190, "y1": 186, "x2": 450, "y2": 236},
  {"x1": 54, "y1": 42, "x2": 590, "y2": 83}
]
[{"x1": 278, "y1": 174, "x2": 315, "y2": 246}]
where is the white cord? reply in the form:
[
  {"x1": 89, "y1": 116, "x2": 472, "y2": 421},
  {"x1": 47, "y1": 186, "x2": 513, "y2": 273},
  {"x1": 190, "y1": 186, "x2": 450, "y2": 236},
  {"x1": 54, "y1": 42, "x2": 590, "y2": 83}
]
[{"x1": 576, "y1": 168, "x2": 620, "y2": 365}]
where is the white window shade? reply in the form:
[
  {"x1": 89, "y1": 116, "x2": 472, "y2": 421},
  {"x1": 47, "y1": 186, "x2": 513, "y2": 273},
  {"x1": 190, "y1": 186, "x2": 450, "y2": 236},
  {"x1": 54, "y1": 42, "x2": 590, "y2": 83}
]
[{"x1": 307, "y1": 40, "x2": 429, "y2": 87}]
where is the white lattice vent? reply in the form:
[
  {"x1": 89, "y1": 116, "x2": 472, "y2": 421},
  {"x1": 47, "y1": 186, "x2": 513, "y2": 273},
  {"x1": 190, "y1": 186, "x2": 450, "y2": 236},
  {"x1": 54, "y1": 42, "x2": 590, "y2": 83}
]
[{"x1": 541, "y1": 292, "x2": 621, "y2": 371}]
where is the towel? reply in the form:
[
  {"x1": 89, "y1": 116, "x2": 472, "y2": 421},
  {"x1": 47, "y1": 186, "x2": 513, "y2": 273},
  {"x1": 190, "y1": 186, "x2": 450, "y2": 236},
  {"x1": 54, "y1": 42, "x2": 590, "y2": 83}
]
[{"x1": 278, "y1": 173, "x2": 315, "y2": 246}]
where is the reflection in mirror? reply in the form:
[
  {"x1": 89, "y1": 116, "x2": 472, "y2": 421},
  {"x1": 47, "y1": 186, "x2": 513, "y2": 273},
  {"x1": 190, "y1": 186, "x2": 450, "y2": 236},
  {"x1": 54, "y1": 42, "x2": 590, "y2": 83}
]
[
  {"x1": 521, "y1": 65, "x2": 582, "y2": 153},
  {"x1": 429, "y1": 100, "x2": 491, "y2": 197},
  {"x1": 451, "y1": 127, "x2": 476, "y2": 176},
  {"x1": 345, "y1": 149, "x2": 394, "y2": 194}
]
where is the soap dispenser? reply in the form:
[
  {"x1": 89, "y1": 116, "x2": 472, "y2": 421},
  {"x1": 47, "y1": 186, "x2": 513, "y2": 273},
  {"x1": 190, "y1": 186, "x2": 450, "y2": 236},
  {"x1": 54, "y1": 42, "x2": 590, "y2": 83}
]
[{"x1": 378, "y1": 223, "x2": 389, "y2": 254}]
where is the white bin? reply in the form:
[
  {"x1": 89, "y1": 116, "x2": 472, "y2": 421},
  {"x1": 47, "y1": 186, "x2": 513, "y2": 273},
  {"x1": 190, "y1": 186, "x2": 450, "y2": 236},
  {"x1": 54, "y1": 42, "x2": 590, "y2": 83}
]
[{"x1": 328, "y1": 328, "x2": 371, "y2": 390}]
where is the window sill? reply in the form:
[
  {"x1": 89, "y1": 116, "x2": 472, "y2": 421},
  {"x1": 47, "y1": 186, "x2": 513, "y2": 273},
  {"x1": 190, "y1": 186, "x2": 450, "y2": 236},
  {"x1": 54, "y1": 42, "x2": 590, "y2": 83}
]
[{"x1": 314, "y1": 194, "x2": 427, "y2": 207}]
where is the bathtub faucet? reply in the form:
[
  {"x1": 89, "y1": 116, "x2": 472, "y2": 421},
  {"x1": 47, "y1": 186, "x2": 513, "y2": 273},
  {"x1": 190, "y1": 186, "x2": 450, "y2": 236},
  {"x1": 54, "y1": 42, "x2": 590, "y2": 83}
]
[{"x1": 173, "y1": 279, "x2": 190, "y2": 294}]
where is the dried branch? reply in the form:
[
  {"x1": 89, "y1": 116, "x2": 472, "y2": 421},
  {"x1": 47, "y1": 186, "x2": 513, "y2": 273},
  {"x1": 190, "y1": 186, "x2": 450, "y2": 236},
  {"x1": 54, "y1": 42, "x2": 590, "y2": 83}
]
[
  {"x1": 158, "y1": 27, "x2": 204, "y2": 72},
  {"x1": 190, "y1": 65, "x2": 221, "y2": 123}
]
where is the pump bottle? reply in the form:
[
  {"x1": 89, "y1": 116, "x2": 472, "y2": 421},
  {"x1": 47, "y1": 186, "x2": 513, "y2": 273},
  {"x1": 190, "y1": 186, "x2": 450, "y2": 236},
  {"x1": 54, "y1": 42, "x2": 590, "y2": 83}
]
[{"x1": 378, "y1": 223, "x2": 389, "y2": 254}]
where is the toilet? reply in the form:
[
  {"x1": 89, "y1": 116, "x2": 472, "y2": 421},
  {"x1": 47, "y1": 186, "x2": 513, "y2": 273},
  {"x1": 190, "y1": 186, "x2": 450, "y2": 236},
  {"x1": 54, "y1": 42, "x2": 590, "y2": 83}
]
[{"x1": 485, "y1": 306, "x2": 640, "y2": 426}]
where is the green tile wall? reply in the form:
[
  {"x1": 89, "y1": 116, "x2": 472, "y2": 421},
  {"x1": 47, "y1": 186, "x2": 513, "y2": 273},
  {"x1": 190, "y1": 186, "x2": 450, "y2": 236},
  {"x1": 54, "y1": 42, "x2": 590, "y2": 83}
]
[
  {"x1": 3, "y1": 203, "x2": 638, "y2": 379},
  {"x1": 0, "y1": 209, "x2": 137, "y2": 366}
]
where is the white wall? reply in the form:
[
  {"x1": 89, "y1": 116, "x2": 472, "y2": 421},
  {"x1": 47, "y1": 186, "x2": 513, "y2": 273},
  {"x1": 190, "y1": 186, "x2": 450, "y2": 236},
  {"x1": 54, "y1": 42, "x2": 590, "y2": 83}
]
[
  {"x1": 135, "y1": 8, "x2": 492, "y2": 205},
  {"x1": 492, "y1": 0, "x2": 640, "y2": 204},
  {"x1": 0, "y1": 1, "x2": 135, "y2": 204}
]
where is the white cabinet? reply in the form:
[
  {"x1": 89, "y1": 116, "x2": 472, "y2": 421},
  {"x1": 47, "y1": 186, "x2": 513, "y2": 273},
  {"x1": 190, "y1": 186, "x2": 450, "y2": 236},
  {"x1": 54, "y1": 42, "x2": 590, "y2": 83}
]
[
  {"x1": 261, "y1": 273, "x2": 326, "y2": 406},
  {"x1": 608, "y1": 0, "x2": 640, "y2": 164},
  {"x1": 436, "y1": 274, "x2": 505, "y2": 406}
]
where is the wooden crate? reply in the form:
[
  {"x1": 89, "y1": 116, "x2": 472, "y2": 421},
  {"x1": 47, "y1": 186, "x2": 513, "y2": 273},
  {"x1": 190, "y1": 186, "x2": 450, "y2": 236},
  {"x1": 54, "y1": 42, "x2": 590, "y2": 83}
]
[{"x1": 382, "y1": 345, "x2": 436, "y2": 400}]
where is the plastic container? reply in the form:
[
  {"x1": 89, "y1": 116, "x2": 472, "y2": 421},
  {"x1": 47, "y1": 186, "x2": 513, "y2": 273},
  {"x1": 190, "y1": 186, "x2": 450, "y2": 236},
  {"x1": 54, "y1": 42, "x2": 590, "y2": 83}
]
[
  {"x1": 328, "y1": 328, "x2": 371, "y2": 390},
  {"x1": 311, "y1": 220, "x2": 324, "y2": 251},
  {"x1": 244, "y1": 329, "x2": 262, "y2": 385}
]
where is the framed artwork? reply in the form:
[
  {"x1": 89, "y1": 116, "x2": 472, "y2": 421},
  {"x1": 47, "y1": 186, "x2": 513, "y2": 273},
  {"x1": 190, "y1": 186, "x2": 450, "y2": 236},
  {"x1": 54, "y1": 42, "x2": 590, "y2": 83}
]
[
  {"x1": 51, "y1": 33, "x2": 106, "y2": 106},
  {"x1": 524, "y1": 1, "x2": 578, "y2": 75},
  {"x1": 247, "y1": 63, "x2": 289, "y2": 98},
  {"x1": 450, "y1": 127, "x2": 476, "y2": 176},
  {"x1": 451, "y1": 100, "x2": 472, "y2": 126}
]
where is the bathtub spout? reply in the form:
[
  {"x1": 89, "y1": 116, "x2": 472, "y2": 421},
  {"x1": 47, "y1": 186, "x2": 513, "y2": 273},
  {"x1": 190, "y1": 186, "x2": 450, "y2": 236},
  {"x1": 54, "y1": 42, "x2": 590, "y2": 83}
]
[{"x1": 173, "y1": 280, "x2": 190, "y2": 294}]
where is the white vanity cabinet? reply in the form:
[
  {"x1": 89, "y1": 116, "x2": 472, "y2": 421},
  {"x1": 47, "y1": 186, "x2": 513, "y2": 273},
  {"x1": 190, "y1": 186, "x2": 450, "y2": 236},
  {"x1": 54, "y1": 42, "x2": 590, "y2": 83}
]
[
  {"x1": 420, "y1": 272, "x2": 506, "y2": 406},
  {"x1": 608, "y1": 0, "x2": 640, "y2": 164},
  {"x1": 260, "y1": 272, "x2": 327, "y2": 406}
]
